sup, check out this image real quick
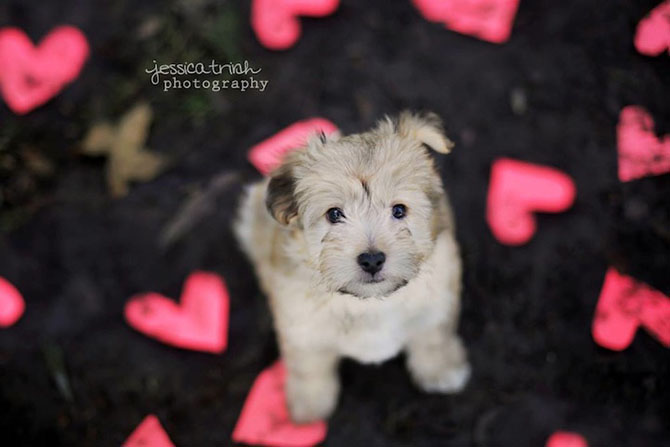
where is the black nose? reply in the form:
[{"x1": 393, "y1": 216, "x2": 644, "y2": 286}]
[{"x1": 357, "y1": 251, "x2": 386, "y2": 275}]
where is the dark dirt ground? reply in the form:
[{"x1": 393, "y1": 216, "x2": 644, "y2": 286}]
[{"x1": 1, "y1": 0, "x2": 669, "y2": 445}]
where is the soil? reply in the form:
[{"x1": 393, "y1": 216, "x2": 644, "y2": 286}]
[{"x1": 1, "y1": 0, "x2": 669, "y2": 445}]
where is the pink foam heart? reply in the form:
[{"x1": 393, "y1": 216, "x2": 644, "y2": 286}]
[
  {"x1": 123, "y1": 415, "x2": 175, "y2": 447},
  {"x1": 252, "y1": 0, "x2": 340, "y2": 50},
  {"x1": 486, "y1": 158, "x2": 576, "y2": 245},
  {"x1": 248, "y1": 118, "x2": 339, "y2": 175},
  {"x1": 546, "y1": 431, "x2": 589, "y2": 447},
  {"x1": 0, "y1": 26, "x2": 89, "y2": 114},
  {"x1": 232, "y1": 361, "x2": 327, "y2": 447},
  {"x1": 412, "y1": 0, "x2": 520, "y2": 43},
  {"x1": 0, "y1": 277, "x2": 25, "y2": 328},
  {"x1": 592, "y1": 268, "x2": 670, "y2": 351},
  {"x1": 124, "y1": 271, "x2": 229, "y2": 353},
  {"x1": 635, "y1": 1, "x2": 670, "y2": 56},
  {"x1": 617, "y1": 106, "x2": 670, "y2": 182}
]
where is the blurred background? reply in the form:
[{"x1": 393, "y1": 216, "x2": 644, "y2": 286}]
[{"x1": 0, "y1": 0, "x2": 669, "y2": 445}]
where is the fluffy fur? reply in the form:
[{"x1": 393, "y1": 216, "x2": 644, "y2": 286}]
[{"x1": 234, "y1": 112, "x2": 470, "y2": 422}]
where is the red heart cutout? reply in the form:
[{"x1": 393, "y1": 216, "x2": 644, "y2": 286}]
[
  {"x1": 635, "y1": 1, "x2": 670, "y2": 56},
  {"x1": 592, "y1": 268, "x2": 670, "y2": 351},
  {"x1": 486, "y1": 158, "x2": 576, "y2": 245},
  {"x1": 0, "y1": 26, "x2": 89, "y2": 115},
  {"x1": 546, "y1": 431, "x2": 589, "y2": 447},
  {"x1": 252, "y1": 0, "x2": 340, "y2": 50},
  {"x1": 248, "y1": 118, "x2": 339, "y2": 175},
  {"x1": 123, "y1": 415, "x2": 175, "y2": 447},
  {"x1": 412, "y1": 0, "x2": 520, "y2": 43},
  {"x1": 124, "y1": 271, "x2": 229, "y2": 354},
  {"x1": 617, "y1": 105, "x2": 670, "y2": 182},
  {"x1": 0, "y1": 277, "x2": 25, "y2": 328},
  {"x1": 232, "y1": 361, "x2": 327, "y2": 447}
]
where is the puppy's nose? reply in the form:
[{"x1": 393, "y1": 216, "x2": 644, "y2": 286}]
[{"x1": 357, "y1": 251, "x2": 386, "y2": 275}]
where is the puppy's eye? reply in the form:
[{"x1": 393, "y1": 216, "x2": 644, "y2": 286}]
[
  {"x1": 326, "y1": 207, "x2": 345, "y2": 223},
  {"x1": 392, "y1": 204, "x2": 407, "y2": 219}
]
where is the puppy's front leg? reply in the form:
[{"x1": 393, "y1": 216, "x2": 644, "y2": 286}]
[
  {"x1": 405, "y1": 323, "x2": 471, "y2": 393},
  {"x1": 283, "y1": 347, "x2": 340, "y2": 423}
]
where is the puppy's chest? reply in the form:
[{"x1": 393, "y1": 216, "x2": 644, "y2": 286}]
[{"x1": 325, "y1": 297, "x2": 440, "y2": 364}]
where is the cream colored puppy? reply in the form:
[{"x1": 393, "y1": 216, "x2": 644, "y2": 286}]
[{"x1": 234, "y1": 112, "x2": 470, "y2": 423}]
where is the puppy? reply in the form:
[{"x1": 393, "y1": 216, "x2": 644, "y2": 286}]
[{"x1": 234, "y1": 112, "x2": 470, "y2": 423}]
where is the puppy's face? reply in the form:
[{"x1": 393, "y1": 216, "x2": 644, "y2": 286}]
[{"x1": 267, "y1": 112, "x2": 454, "y2": 298}]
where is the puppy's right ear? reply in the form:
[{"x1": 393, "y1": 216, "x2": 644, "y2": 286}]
[
  {"x1": 397, "y1": 111, "x2": 454, "y2": 154},
  {"x1": 266, "y1": 163, "x2": 298, "y2": 225}
]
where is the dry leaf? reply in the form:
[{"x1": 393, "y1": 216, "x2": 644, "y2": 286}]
[{"x1": 81, "y1": 102, "x2": 167, "y2": 198}]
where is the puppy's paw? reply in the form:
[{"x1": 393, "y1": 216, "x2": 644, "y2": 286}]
[
  {"x1": 411, "y1": 360, "x2": 471, "y2": 393},
  {"x1": 286, "y1": 374, "x2": 339, "y2": 423},
  {"x1": 407, "y1": 336, "x2": 471, "y2": 394}
]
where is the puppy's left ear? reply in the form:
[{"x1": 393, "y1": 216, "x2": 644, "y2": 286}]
[
  {"x1": 266, "y1": 162, "x2": 299, "y2": 225},
  {"x1": 397, "y1": 111, "x2": 454, "y2": 154}
]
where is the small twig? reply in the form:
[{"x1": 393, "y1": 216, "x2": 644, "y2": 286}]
[{"x1": 159, "y1": 171, "x2": 240, "y2": 248}]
